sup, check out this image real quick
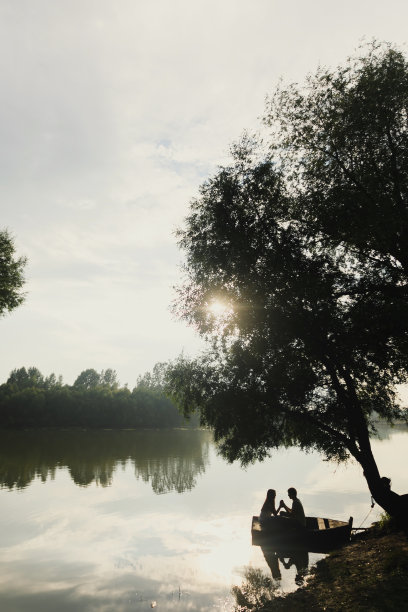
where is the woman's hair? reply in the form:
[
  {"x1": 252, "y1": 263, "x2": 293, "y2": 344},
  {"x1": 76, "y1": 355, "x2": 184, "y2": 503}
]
[{"x1": 267, "y1": 489, "x2": 276, "y2": 500}]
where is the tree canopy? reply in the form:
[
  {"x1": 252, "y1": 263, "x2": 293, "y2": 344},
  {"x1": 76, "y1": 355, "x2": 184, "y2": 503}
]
[
  {"x1": 73, "y1": 368, "x2": 119, "y2": 390},
  {"x1": 166, "y1": 43, "x2": 408, "y2": 520},
  {"x1": 0, "y1": 364, "x2": 193, "y2": 430},
  {"x1": 0, "y1": 230, "x2": 26, "y2": 318}
]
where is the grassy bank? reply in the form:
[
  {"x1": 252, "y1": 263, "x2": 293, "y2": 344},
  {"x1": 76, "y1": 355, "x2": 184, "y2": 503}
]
[{"x1": 259, "y1": 523, "x2": 408, "y2": 611}]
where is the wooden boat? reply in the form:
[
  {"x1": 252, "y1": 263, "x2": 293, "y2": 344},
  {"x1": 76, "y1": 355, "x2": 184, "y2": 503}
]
[{"x1": 251, "y1": 515, "x2": 353, "y2": 553}]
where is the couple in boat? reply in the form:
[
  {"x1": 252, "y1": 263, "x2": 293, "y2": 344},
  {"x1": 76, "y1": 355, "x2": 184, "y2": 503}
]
[{"x1": 260, "y1": 487, "x2": 306, "y2": 527}]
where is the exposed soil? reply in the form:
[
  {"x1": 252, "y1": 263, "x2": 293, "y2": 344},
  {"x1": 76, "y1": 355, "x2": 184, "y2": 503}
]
[{"x1": 263, "y1": 527, "x2": 408, "y2": 611}]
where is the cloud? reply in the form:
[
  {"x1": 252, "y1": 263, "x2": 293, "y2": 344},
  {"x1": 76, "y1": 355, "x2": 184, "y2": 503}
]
[{"x1": 1, "y1": 0, "x2": 408, "y2": 383}]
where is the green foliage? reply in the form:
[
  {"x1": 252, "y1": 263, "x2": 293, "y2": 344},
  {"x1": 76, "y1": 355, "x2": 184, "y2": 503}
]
[
  {"x1": 100, "y1": 368, "x2": 119, "y2": 389},
  {"x1": 73, "y1": 368, "x2": 102, "y2": 389},
  {"x1": 136, "y1": 361, "x2": 169, "y2": 390},
  {"x1": 169, "y1": 122, "x2": 407, "y2": 462},
  {"x1": 374, "y1": 512, "x2": 397, "y2": 534},
  {"x1": 167, "y1": 43, "x2": 408, "y2": 515},
  {"x1": 73, "y1": 368, "x2": 119, "y2": 390},
  {"x1": 0, "y1": 229, "x2": 26, "y2": 318},
  {"x1": 6, "y1": 367, "x2": 63, "y2": 392},
  {"x1": 0, "y1": 364, "x2": 192, "y2": 430},
  {"x1": 266, "y1": 42, "x2": 408, "y2": 268}
]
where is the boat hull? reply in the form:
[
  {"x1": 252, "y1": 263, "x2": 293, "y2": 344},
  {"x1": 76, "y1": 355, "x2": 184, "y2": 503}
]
[{"x1": 251, "y1": 515, "x2": 352, "y2": 553}]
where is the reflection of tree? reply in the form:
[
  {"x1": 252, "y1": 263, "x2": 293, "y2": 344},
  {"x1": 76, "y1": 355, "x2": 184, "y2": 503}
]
[
  {"x1": 232, "y1": 545, "x2": 312, "y2": 609},
  {"x1": 0, "y1": 429, "x2": 211, "y2": 493},
  {"x1": 231, "y1": 567, "x2": 278, "y2": 610},
  {"x1": 69, "y1": 461, "x2": 115, "y2": 487},
  {"x1": 132, "y1": 430, "x2": 210, "y2": 494}
]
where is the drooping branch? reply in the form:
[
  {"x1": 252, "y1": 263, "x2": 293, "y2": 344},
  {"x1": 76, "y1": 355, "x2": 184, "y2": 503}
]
[{"x1": 299, "y1": 409, "x2": 360, "y2": 460}]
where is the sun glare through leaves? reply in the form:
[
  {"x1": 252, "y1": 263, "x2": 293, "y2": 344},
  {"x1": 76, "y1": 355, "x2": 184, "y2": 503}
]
[{"x1": 207, "y1": 299, "x2": 232, "y2": 318}]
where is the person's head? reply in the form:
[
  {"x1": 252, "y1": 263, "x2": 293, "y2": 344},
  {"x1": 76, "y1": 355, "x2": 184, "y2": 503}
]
[
  {"x1": 267, "y1": 489, "x2": 276, "y2": 501},
  {"x1": 381, "y1": 477, "x2": 391, "y2": 490},
  {"x1": 288, "y1": 487, "x2": 297, "y2": 499}
]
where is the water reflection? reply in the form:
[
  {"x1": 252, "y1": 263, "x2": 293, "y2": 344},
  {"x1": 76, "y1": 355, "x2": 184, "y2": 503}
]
[
  {"x1": 232, "y1": 566, "x2": 279, "y2": 610},
  {"x1": 0, "y1": 429, "x2": 211, "y2": 493},
  {"x1": 262, "y1": 545, "x2": 309, "y2": 585},
  {"x1": 0, "y1": 425, "x2": 407, "y2": 611},
  {"x1": 232, "y1": 546, "x2": 310, "y2": 609}
]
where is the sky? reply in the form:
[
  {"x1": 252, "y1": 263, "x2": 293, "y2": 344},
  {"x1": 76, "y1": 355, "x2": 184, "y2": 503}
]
[{"x1": 1, "y1": 0, "x2": 408, "y2": 388}]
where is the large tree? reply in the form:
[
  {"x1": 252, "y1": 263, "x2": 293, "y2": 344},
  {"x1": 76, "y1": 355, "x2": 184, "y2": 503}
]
[
  {"x1": 166, "y1": 43, "x2": 408, "y2": 522},
  {"x1": 73, "y1": 368, "x2": 102, "y2": 390},
  {"x1": 0, "y1": 230, "x2": 26, "y2": 318}
]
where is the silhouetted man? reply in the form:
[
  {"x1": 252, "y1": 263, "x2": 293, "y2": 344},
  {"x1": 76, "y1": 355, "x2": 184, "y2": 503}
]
[{"x1": 280, "y1": 487, "x2": 306, "y2": 526}]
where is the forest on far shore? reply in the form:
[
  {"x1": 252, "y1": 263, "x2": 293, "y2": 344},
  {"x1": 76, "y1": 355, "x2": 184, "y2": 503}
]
[{"x1": 0, "y1": 364, "x2": 198, "y2": 429}]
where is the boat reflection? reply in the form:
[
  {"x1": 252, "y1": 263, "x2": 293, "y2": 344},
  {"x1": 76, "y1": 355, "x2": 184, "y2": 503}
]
[
  {"x1": 252, "y1": 520, "x2": 345, "y2": 586},
  {"x1": 232, "y1": 540, "x2": 315, "y2": 609},
  {"x1": 261, "y1": 544, "x2": 309, "y2": 585}
]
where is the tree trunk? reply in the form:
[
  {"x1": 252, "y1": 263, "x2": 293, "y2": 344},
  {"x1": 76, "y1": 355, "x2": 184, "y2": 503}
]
[
  {"x1": 357, "y1": 437, "x2": 408, "y2": 526},
  {"x1": 339, "y1": 366, "x2": 408, "y2": 525}
]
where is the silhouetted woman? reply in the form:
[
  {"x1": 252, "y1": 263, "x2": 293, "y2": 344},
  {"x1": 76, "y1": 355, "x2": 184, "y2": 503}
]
[{"x1": 260, "y1": 489, "x2": 279, "y2": 521}]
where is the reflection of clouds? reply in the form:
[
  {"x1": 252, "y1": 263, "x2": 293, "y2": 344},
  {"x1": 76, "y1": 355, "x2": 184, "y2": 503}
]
[
  {"x1": 0, "y1": 507, "x2": 242, "y2": 610},
  {"x1": 0, "y1": 471, "x2": 247, "y2": 610},
  {"x1": 1, "y1": 427, "x2": 407, "y2": 610}
]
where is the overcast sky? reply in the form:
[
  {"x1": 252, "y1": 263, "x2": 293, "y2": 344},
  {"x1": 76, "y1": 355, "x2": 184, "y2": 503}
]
[{"x1": 1, "y1": 0, "x2": 407, "y2": 387}]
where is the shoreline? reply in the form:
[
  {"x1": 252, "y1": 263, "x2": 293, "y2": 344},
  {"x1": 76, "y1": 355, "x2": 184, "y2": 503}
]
[{"x1": 257, "y1": 524, "x2": 408, "y2": 611}]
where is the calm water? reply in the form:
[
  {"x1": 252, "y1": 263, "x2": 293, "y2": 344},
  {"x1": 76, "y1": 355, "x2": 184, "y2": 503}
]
[{"x1": 0, "y1": 424, "x2": 407, "y2": 611}]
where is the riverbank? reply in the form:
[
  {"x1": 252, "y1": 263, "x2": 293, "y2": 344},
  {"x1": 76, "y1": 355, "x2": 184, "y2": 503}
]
[{"x1": 264, "y1": 523, "x2": 408, "y2": 611}]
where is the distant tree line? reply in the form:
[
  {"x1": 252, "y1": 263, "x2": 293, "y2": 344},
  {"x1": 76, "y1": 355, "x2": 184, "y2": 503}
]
[
  {"x1": 0, "y1": 228, "x2": 197, "y2": 430},
  {"x1": 0, "y1": 364, "x2": 199, "y2": 429}
]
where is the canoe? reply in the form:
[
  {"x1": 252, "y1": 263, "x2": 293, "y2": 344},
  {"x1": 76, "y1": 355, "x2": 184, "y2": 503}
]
[{"x1": 251, "y1": 515, "x2": 353, "y2": 553}]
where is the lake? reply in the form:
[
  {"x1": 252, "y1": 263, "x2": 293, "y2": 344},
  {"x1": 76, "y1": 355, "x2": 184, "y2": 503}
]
[{"x1": 0, "y1": 424, "x2": 407, "y2": 611}]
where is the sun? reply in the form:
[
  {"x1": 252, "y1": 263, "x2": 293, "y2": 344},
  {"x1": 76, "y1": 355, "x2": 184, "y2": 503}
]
[{"x1": 207, "y1": 299, "x2": 230, "y2": 317}]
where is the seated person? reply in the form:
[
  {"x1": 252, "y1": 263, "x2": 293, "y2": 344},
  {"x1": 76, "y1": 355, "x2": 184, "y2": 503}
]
[
  {"x1": 279, "y1": 487, "x2": 306, "y2": 527},
  {"x1": 260, "y1": 488, "x2": 279, "y2": 521}
]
